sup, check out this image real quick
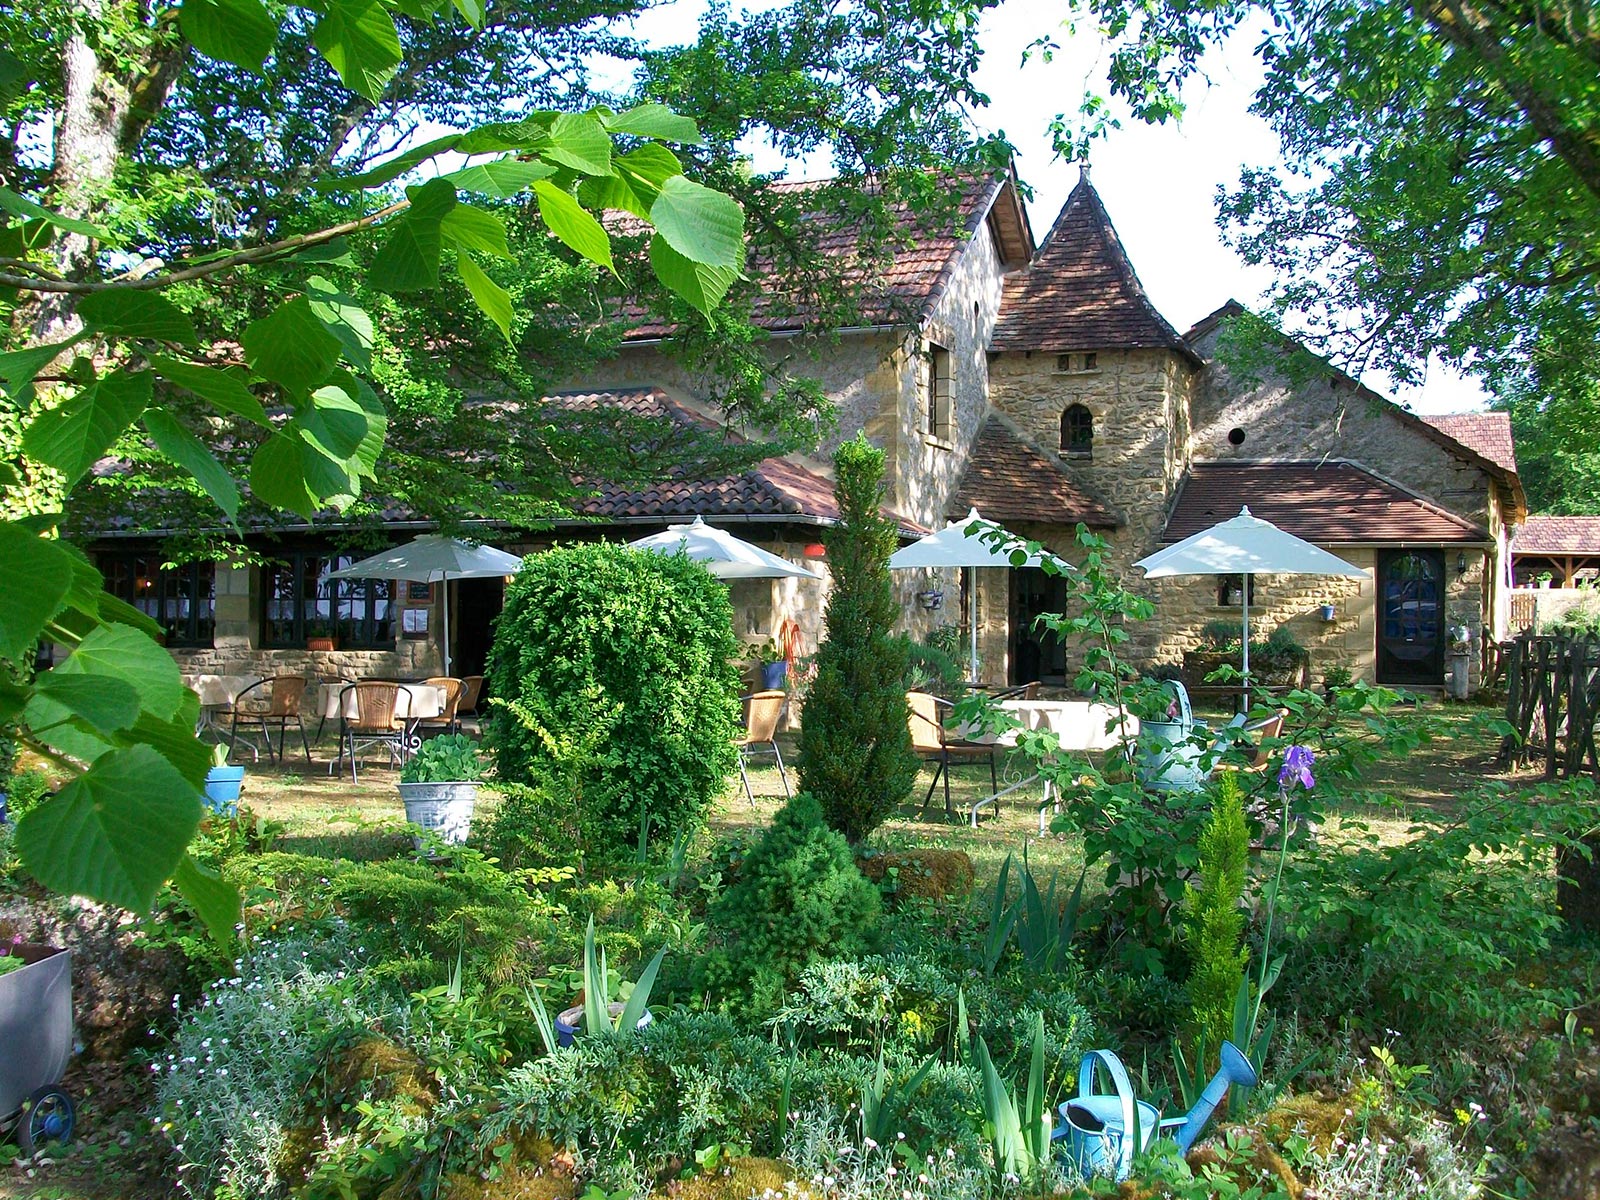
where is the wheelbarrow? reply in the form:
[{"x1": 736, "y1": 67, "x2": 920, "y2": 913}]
[{"x1": 0, "y1": 945, "x2": 76, "y2": 1155}]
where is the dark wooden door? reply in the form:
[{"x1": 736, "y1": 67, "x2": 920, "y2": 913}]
[
  {"x1": 453, "y1": 576, "x2": 505, "y2": 681},
  {"x1": 1009, "y1": 567, "x2": 1070, "y2": 686},
  {"x1": 1376, "y1": 549, "x2": 1445, "y2": 685}
]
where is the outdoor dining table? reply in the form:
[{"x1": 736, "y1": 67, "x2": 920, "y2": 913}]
[
  {"x1": 315, "y1": 682, "x2": 449, "y2": 723},
  {"x1": 182, "y1": 674, "x2": 265, "y2": 740}
]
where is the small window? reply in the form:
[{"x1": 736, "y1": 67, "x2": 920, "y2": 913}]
[
  {"x1": 1228, "y1": 427, "x2": 1246, "y2": 447},
  {"x1": 100, "y1": 551, "x2": 215, "y2": 647},
  {"x1": 925, "y1": 342, "x2": 952, "y2": 441},
  {"x1": 1217, "y1": 575, "x2": 1257, "y2": 607},
  {"x1": 1083, "y1": 352, "x2": 1097, "y2": 370},
  {"x1": 1060, "y1": 404, "x2": 1093, "y2": 458},
  {"x1": 1055, "y1": 352, "x2": 1100, "y2": 373}
]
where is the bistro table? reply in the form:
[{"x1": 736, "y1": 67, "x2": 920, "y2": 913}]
[
  {"x1": 182, "y1": 674, "x2": 265, "y2": 743},
  {"x1": 961, "y1": 698, "x2": 1141, "y2": 829}
]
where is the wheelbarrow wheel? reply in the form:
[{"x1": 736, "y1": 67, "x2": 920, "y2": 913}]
[{"x1": 16, "y1": 1085, "x2": 74, "y2": 1155}]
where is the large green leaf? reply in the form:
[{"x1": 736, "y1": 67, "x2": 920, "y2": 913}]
[
  {"x1": 444, "y1": 157, "x2": 555, "y2": 198},
  {"x1": 56, "y1": 623, "x2": 186, "y2": 721},
  {"x1": 128, "y1": 705, "x2": 210, "y2": 789},
  {"x1": 251, "y1": 431, "x2": 324, "y2": 518},
  {"x1": 649, "y1": 174, "x2": 745, "y2": 270},
  {"x1": 149, "y1": 356, "x2": 268, "y2": 425},
  {"x1": 0, "y1": 524, "x2": 74, "y2": 660},
  {"x1": 21, "y1": 690, "x2": 114, "y2": 764},
  {"x1": 455, "y1": 116, "x2": 555, "y2": 154},
  {"x1": 32, "y1": 670, "x2": 143, "y2": 733},
  {"x1": 305, "y1": 276, "x2": 374, "y2": 370},
  {"x1": 331, "y1": 371, "x2": 386, "y2": 479},
  {"x1": 603, "y1": 102, "x2": 703, "y2": 146},
  {"x1": 617, "y1": 143, "x2": 685, "y2": 191},
  {"x1": 449, "y1": 0, "x2": 484, "y2": 29},
  {"x1": 77, "y1": 289, "x2": 198, "y2": 346},
  {"x1": 295, "y1": 436, "x2": 360, "y2": 510},
  {"x1": 173, "y1": 853, "x2": 242, "y2": 950},
  {"x1": 244, "y1": 296, "x2": 341, "y2": 395},
  {"x1": 533, "y1": 180, "x2": 612, "y2": 270},
  {"x1": 311, "y1": 0, "x2": 402, "y2": 101},
  {"x1": 180, "y1": 0, "x2": 277, "y2": 69},
  {"x1": 22, "y1": 368, "x2": 151, "y2": 484},
  {"x1": 143, "y1": 409, "x2": 240, "y2": 521},
  {"x1": 0, "y1": 335, "x2": 84, "y2": 399},
  {"x1": 370, "y1": 178, "x2": 457, "y2": 292},
  {"x1": 457, "y1": 255, "x2": 512, "y2": 340},
  {"x1": 0, "y1": 187, "x2": 116, "y2": 242},
  {"x1": 542, "y1": 112, "x2": 613, "y2": 175},
  {"x1": 302, "y1": 385, "x2": 370, "y2": 459},
  {"x1": 649, "y1": 235, "x2": 739, "y2": 316},
  {"x1": 16, "y1": 745, "x2": 203, "y2": 912},
  {"x1": 440, "y1": 205, "x2": 510, "y2": 258}
]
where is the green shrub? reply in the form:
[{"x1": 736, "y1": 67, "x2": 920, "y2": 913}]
[
  {"x1": 701, "y1": 792, "x2": 881, "y2": 1012},
  {"x1": 485, "y1": 542, "x2": 741, "y2": 865},
  {"x1": 1185, "y1": 772, "x2": 1250, "y2": 1057},
  {"x1": 798, "y1": 435, "x2": 920, "y2": 842},
  {"x1": 3, "y1": 768, "x2": 51, "y2": 823},
  {"x1": 400, "y1": 733, "x2": 483, "y2": 783}
]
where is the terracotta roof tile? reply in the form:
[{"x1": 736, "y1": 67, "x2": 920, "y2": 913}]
[
  {"x1": 1165, "y1": 461, "x2": 1489, "y2": 544},
  {"x1": 1513, "y1": 515, "x2": 1600, "y2": 555},
  {"x1": 951, "y1": 415, "x2": 1117, "y2": 527},
  {"x1": 621, "y1": 174, "x2": 1014, "y2": 339},
  {"x1": 1423, "y1": 412, "x2": 1518, "y2": 476},
  {"x1": 991, "y1": 173, "x2": 1199, "y2": 362}
]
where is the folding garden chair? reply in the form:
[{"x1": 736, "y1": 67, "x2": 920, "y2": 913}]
[
  {"x1": 734, "y1": 690, "x2": 790, "y2": 804},
  {"x1": 907, "y1": 691, "x2": 998, "y2": 819}
]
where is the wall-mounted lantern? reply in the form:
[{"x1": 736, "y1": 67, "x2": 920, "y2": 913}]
[{"x1": 1455, "y1": 552, "x2": 1468, "y2": 580}]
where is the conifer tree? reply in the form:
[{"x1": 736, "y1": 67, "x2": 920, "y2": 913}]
[
  {"x1": 1185, "y1": 770, "x2": 1251, "y2": 1058},
  {"x1": 798, "y1": 435, "x2": 919, "y2": 841}
]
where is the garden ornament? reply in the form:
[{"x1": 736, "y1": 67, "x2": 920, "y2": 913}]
[{"x1": 1058, "y1": 1041, "x2": 1257, "y2": 1180}]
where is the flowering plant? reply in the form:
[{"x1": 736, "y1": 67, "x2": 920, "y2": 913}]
[{"x1": 1278, "y1": 744, "x2": 1315, "y2": 790}]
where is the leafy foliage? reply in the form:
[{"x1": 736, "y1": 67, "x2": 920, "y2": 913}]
[
  {"x1": 486, "y1": 542, "x2": 740, "y2": 867},
  {"x1": 702, "y1": 791, "x2": 881, "y2": 1013},
  {"x1": 398, "y1": 732, "x2": 483, "y2": 784},
  {"x1": 797, "y1": 435, "x2": 919, "y2": 842},
  {"x1": 1184, "y1": 771, "x2": 1250, "y2": 1064}
]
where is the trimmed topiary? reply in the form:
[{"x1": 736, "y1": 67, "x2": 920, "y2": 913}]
[
  {"x1": 701, "y1": 791, "x2": 881, "y2": 1012},
  {"x1": 797, "y1": 435, "x2": 919, "y2": 842},
  {"x1": 485, "y1": 542, "x2": 740, "y2": 866}
]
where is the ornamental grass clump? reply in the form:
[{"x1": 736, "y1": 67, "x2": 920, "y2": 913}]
[
  {"x1": 486, "y1": 542, "x2": 741, "y2": 865},
  {"x1": 701, "y1": 791, "x2": 881, "y2": 1012},
  {"x1": 798, "y1": 435, "x2": 919, "y2": 842}
]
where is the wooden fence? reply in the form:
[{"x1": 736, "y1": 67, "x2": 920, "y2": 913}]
[{"x1": 1499, "y1": 633, "x2": 1600, "y2": 779}]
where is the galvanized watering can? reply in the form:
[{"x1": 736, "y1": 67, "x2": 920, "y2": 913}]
[{"x1": 1057, "y1": 1041, "x2": 1257, "y2": 1181}]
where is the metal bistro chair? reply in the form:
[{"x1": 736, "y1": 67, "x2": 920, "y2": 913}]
[
  {"x1": 416, "y1": 677, "x2": 466, "y2": 739},
  {"x1": 334, "y1": 682, "x2": 414, "y2": 783},
  {"x1": 907, "y1": 691, "x2": 998, "y2": 819},
  {"x1": 455, "y1": 675, "x2": 485, "y2": 732},
  {"x1": 230, "y1": 675, "x2": 312, "y2": 765},
  {"x1": 314, "y1": 676, "x2": 357, "y2": 745},
  {"x1": 734, "y1": 690, "x2": 790, "y2": 805}
]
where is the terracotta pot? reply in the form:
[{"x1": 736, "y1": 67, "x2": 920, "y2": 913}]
[{"x1": 307, "y1": 636, "x2": 338, "y2": 651}]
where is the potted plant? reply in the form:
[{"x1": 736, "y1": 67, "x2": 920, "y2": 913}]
[
  {"x1": 1538, "y1": 571, "x2": 1554, "y2": 590},
  {"x1": 741, "y1": 638, "x2": 787, "y2": 690},
  {"x1": 523, "y1": 917, "x2": 662, "y2": 1049},
  {"x1": 306, "y1": 620, "x2": 339, "y2": 651},
  {"x1": 1322, "y1": 664, "x2": 1353, "y2": 703},
  {"x1": 203, "y1": 743, "x2": 245, "y2": 818},
  {"x1": 1127, "y1": 677, "x2": 1209, "y2": 792},
  {"x1": 397, "y1": 733, "x2": 483, "y2": 845}
]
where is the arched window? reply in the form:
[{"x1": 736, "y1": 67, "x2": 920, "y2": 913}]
[{"x1": 1060, "y1": 404, "x2": 1093, "y2": 458}]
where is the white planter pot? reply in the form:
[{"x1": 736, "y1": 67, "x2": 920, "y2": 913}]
[{"x1": 398, "y1": 781, "x2": 478, "y2": 845}]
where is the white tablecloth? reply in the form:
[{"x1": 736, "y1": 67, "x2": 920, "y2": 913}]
[
  {"x1": 992, "y1": 698, "x2": 1138, "y2": 751},
  {"x1": 317, "y1": 683, "x2": 448, "y2": 721},
  {"x1": 184, "y1": 674, "x2": 265, "y2": 708}
]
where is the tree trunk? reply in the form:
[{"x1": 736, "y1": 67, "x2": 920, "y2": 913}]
[{"x1": 1557, "y1": 833, "x2": 1600, "y2": 933}]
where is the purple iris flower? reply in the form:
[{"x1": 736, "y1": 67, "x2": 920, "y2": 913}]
[{"x1": 1278, "y1": 744, "x2": 1315, "y2": 790}]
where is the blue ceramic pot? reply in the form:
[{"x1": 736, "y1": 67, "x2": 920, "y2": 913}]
[{"x1": 203, "y1": 766, "x2": 246, "y2": 817}]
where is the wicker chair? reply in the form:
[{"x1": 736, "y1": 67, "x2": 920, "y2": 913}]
[
  {"x1": 334, "y1": 682, "x2": 414, "y2": 783},
  {"x1": 230, "y1": 676, "x2": 312, "y2": 765},
  {"x1": 907, "y1": 691, "x2": 998, "y2": 818},
  {"x1": 456, "y1": 676, "x2": 485, "y2": 730},
  {"x1": 733, "y1": 690, "x2": 790, "y2": 804},
  {"x1": 314, "y1": 676, "x2": 357, "y2": 745},
  {"x1": 416, "y1": 677, "x2": 466, "y2": 737}
]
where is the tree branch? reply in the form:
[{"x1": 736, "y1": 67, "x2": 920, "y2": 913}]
[{"x1": 0, "y1": 200, "x2": 409, "y2": 294}]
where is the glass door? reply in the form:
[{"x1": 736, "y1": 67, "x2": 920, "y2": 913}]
[{"x1": 1376, "y1": 550, "x2": 1445, "y2": 685}]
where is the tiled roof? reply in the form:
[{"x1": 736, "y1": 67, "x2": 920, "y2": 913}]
[
  {"x1": 1513, "y1": 515, "x2": 1600, "y2": 555},
  {"x1": 621, "y1": 173, "x2": 1026, "y2": 339},
  {"x1": 546, "y1": 389, "x2": 924, "y2": 532},
  {"x1": 1423, "y1": 412, "x2": 1517, "y2": 476},
  {"x1": 951, "y1": 415, "x2": 1118, "y2": 528},
  {"x1": 1165, "y1": 461, "x2": 1489, "y2": 545},
  {"x1": 990, "y1": 172, "x2": 1199, "y2": 363}
]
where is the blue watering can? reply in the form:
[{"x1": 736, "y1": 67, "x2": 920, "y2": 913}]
[{"x1": 1056, "y1": 1041, "x2": 1258, "y2": 1181}]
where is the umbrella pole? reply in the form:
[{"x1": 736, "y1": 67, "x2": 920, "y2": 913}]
[
  {"x1": 968, "y1": 566, "x2": 979, "y2": 684},
  {"x1": 441, "y1": 574, "x2": 451, "y2": 677},
  {"x1": 1241, "y1": 573, "x2": 1251, "y2": 714}
]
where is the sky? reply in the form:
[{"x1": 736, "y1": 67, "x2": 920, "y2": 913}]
[{"x1": 620, "y1": 0, "x2": 1491, "y2": 416}]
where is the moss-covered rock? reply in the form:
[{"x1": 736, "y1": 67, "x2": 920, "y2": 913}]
[
  {"x1": 662, "y1": 1157, "x2": 797, "y2": 1200},
  {"x1": 856, "y1": 848, "x2": 976, "y2": 903},
  {"x1": 444, "y1": 1170, "x2": 579, "y2": 1200},
  {"x1": 326, "y1": 1035, "x2": 438, "y2": 1115}
]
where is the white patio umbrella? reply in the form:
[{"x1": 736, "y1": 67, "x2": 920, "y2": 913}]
[
  {"x1": 627, "y1": 516, "x2": 824, "y2": 581},
  {"x1": 888, "y1": 508, "x2": 1072, "y2": 683},
  {"x1": 1134, "y1": 506, "x2": 1366, "y2": 707},
  {"x1": 326, "y1": 534, "x2": 524, "y2": 675}
]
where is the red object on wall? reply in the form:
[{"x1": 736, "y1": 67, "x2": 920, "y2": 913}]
[{"x1": 802, "y1": 543, "x2": 827, "y2": 558}]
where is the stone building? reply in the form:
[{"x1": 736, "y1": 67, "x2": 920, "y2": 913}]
[{"x1": 88, "y1": 166, "x2": 1527, "y2": 693}]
